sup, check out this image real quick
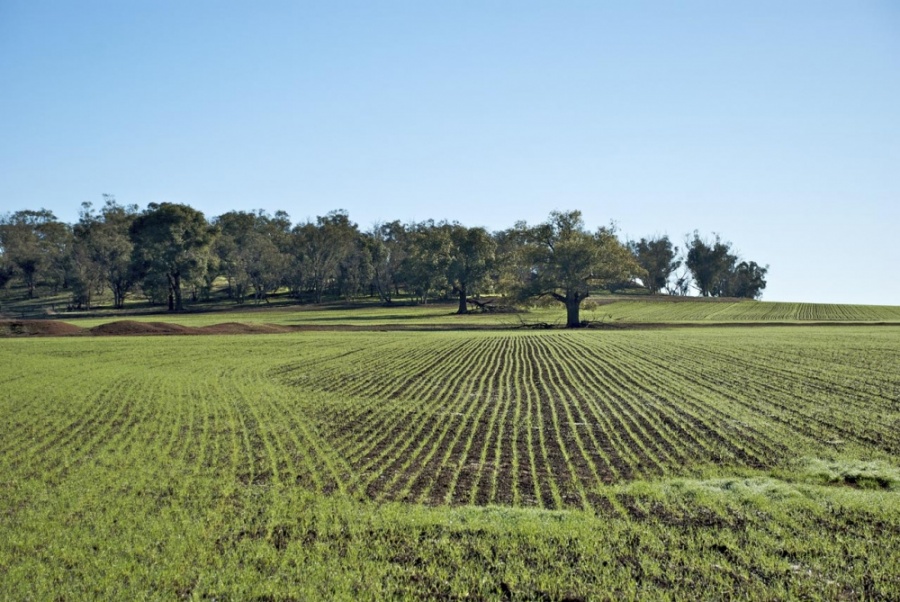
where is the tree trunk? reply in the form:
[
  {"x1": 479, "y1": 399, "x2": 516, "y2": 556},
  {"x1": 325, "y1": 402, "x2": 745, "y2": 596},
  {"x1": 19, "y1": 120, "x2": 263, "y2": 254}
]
[
  {"x1": 171, "y1": 273, "x2": 183, "y2": 311},
  {"x1": 457, "y1": 284, "x2": 468, "y2": 314},
  {"x1": 565, "y1": 297, "x2": 582, "y2": 328},
  {"x1": 25, "y1": 273, "x2": 36, "y2": 298}
]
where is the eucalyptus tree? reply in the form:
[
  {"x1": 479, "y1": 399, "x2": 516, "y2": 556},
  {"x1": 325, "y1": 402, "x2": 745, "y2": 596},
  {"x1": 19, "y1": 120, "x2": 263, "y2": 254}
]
[
  {"x1": 685, "y1": 232, "x2": 767, "y2": 298},
  {"x1": 292, "y1": 210, "x2": 359, "y2": 303},
  {"x1": 129, "y1": 203, "x2": 216, "y2": 311},
  {"x1": 629, "y1": 235, "x2": 681, "y2": 294},
  {"x1": 685, "y1": 232, "x2": 734, "y2": 297},
  {"x1": 72, "y1": 196, "x2": 139, "y2": 308},
  {"x1": 214, "y1": 210, "x2": 290, "y2": 304},
  {"x1": 337, "y1": 234, "x2": 374, "y2": 299},
  {"x1": 723, "y1": 261, "x2": 768, "y2": 299},
  {"x1": 0, "y1": 254, "x2": 13, "y2": 291},
  {"x1": 446, "y1": 223, "x2": 497, "y2": 314},
  {"x1": 400, "y1": 221, "x2": 451, "y2": 305},
  {"x1": 0, "y1": 209, "x2": 71, "y2": 298},
  {"x1": 69, "y1": 208, "x2": 104, "y2": 309},
  {"x1": 365, "y1": 221, "x2": 407, "y2": 304}
]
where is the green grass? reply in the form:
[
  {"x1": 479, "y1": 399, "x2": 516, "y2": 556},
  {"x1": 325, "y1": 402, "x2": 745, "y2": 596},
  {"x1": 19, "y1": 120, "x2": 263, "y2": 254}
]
[
  {"x1": 1, "y1": 327, "x2": 899, "y2": 599},
  {"x1": 46, "y1": 298, "x2": 900, "y2": 330},
  {"x1": 3, "y1": 473, "x2": 897, "y2": 600},
  {"x1": 5, "y1": 280, "x2": 900, "y2": 329},
  {"x1": 59, "y1": 303, "x2": 472, "y2": 328}
]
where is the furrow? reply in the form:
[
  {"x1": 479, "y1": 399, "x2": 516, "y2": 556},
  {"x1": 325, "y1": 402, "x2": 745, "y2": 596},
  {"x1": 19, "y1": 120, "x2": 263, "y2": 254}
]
[
  {"x1": 521, "y1": 336, "x2": 563, "y2": 509},
  {"x1": 528, "y1": 335, "x2": 592, "y2": 508},
  {"x1": 395, "y1": 336, "x2": 500, "y2": 504},
  {"x1": 346, "y1": 335, "x2": 484, "y2": 498}
]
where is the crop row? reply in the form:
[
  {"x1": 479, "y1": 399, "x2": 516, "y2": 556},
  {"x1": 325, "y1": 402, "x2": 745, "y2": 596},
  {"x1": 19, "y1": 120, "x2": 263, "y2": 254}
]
[{"x1": 290, "y1": 328, "x2": 900, "y2": 508}]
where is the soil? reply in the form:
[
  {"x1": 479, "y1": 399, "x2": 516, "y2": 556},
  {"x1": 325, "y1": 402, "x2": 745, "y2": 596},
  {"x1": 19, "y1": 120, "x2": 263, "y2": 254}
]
[
  {"x1": 90, "y1": 320, "x2": 193, "y2": 335},
  {"x1": 0, "y1": 320, "x2": 85, "y2": 337}
]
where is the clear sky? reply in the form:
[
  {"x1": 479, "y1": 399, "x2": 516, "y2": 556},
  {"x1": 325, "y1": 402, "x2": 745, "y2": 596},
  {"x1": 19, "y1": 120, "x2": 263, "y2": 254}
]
[{"x1": 1, "y1": 1, "x2": 898, "y2": 304}]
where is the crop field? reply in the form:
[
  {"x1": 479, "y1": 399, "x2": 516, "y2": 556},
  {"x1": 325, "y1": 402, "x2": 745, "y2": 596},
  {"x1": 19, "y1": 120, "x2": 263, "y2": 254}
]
[
  {"x1": 294, "y1": 328, "x2": 900, "y2": 508},
  {"x1": 1, "y1": 326, "x2": 899, "y2": 599}
]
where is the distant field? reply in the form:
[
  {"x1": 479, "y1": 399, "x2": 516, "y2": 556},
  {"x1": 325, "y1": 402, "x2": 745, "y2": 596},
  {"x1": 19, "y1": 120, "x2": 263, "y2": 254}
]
[
  {"x1": 591, "y1": 299, "x2": 900, "y2": 322},
  {"x1": 1, "y1": 326, "x2": 898, "y2": 598}
]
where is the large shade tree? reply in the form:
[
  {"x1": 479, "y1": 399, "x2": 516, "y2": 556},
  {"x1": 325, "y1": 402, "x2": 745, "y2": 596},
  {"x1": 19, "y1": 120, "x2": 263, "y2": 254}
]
[
  {"x1": 515, "y1": 210, "x2": 642, "y2": 327},
  {"x1": 130, "y1": 203, "x2": 216, "y2": 311}
]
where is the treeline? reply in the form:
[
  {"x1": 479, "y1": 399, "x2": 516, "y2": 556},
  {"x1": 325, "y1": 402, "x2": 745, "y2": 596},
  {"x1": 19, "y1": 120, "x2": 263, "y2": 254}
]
[{"x1": 0, "y1": 198, "x2": 767, "y2": 326}]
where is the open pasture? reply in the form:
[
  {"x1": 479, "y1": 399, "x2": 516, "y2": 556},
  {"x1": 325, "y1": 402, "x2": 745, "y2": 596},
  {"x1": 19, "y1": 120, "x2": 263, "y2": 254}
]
[
  {"x1": 27, "y1": 297, "x2": 900, "y2": 331},
  {"x1": 1, "y1": 326, "x2": 899, "y2": 598}
]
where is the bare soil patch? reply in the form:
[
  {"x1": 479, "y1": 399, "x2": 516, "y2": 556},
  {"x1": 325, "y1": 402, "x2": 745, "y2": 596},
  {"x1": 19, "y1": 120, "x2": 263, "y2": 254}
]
[
  {"x1": 0, "y1": 320, "x2": 85, "y2": 337},
  {"x1": 199, "y1": 322, "x2": 290, "y2": 335},
  {"x1": 90, "y1": 320, "x2": 193, "y2": 336}
]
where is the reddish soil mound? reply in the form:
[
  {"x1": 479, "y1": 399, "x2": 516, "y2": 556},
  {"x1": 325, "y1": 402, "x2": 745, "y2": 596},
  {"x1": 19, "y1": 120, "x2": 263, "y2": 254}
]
[
  {"x1": 89, "y1": 320, "x2": 194, "y2": 336},
  {"x1": 199, "y1": 322, "x2": 289, "y2": 335},
  {"x1": 0, "y1": 320, "x2": 85, "y2": 337}
]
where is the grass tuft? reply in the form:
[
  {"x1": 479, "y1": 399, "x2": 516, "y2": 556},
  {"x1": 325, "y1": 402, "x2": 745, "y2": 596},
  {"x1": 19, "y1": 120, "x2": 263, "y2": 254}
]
[{"x1": 796, "y1": 457, "x2": 900, "y2": 490}]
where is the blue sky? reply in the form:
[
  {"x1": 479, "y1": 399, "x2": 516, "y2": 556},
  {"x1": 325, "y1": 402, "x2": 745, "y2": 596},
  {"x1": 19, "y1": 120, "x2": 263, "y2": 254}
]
[{"x1": 1, "y1": 1, "x2": 898, "y2": 304}]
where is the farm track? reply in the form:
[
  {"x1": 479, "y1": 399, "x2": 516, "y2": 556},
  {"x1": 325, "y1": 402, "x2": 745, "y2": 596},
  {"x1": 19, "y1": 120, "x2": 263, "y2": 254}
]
[{"x1": 2, "y1": 327, "x2": 898, "y2": 513}]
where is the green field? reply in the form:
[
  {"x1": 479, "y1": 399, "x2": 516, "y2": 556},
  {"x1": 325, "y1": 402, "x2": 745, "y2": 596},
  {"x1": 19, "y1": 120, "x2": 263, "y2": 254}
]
[
  {"x1": 6, "y1": 291, "x2": 900, "y2": 329},
  {"x1": 1, "y1": 322, "x2": 899, "y2": 599}
]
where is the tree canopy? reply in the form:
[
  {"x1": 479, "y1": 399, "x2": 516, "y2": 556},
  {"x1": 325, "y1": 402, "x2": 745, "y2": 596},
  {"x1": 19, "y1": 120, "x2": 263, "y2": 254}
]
[
  {"x1": 0, "y1": 199, "x2": 769, "y2": 315},
  {"x1": 129, "y1": 203, "x2": 216, "y2": 311},
  {"x1": 629, "y1": 236, "x2": 680, "y2": 294},
  {"x1": 446, "y1": 224, "x2": 497, "y2": 314},
  {"x1": 685, "y1": 232, "x2": 768, "y2": 299},
  {"x1": 0, "y1": 209, "x2": 70, "y2": 299},
  {"x1": 513, "y1": 210, "x2": 643, "y2": 327}
]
